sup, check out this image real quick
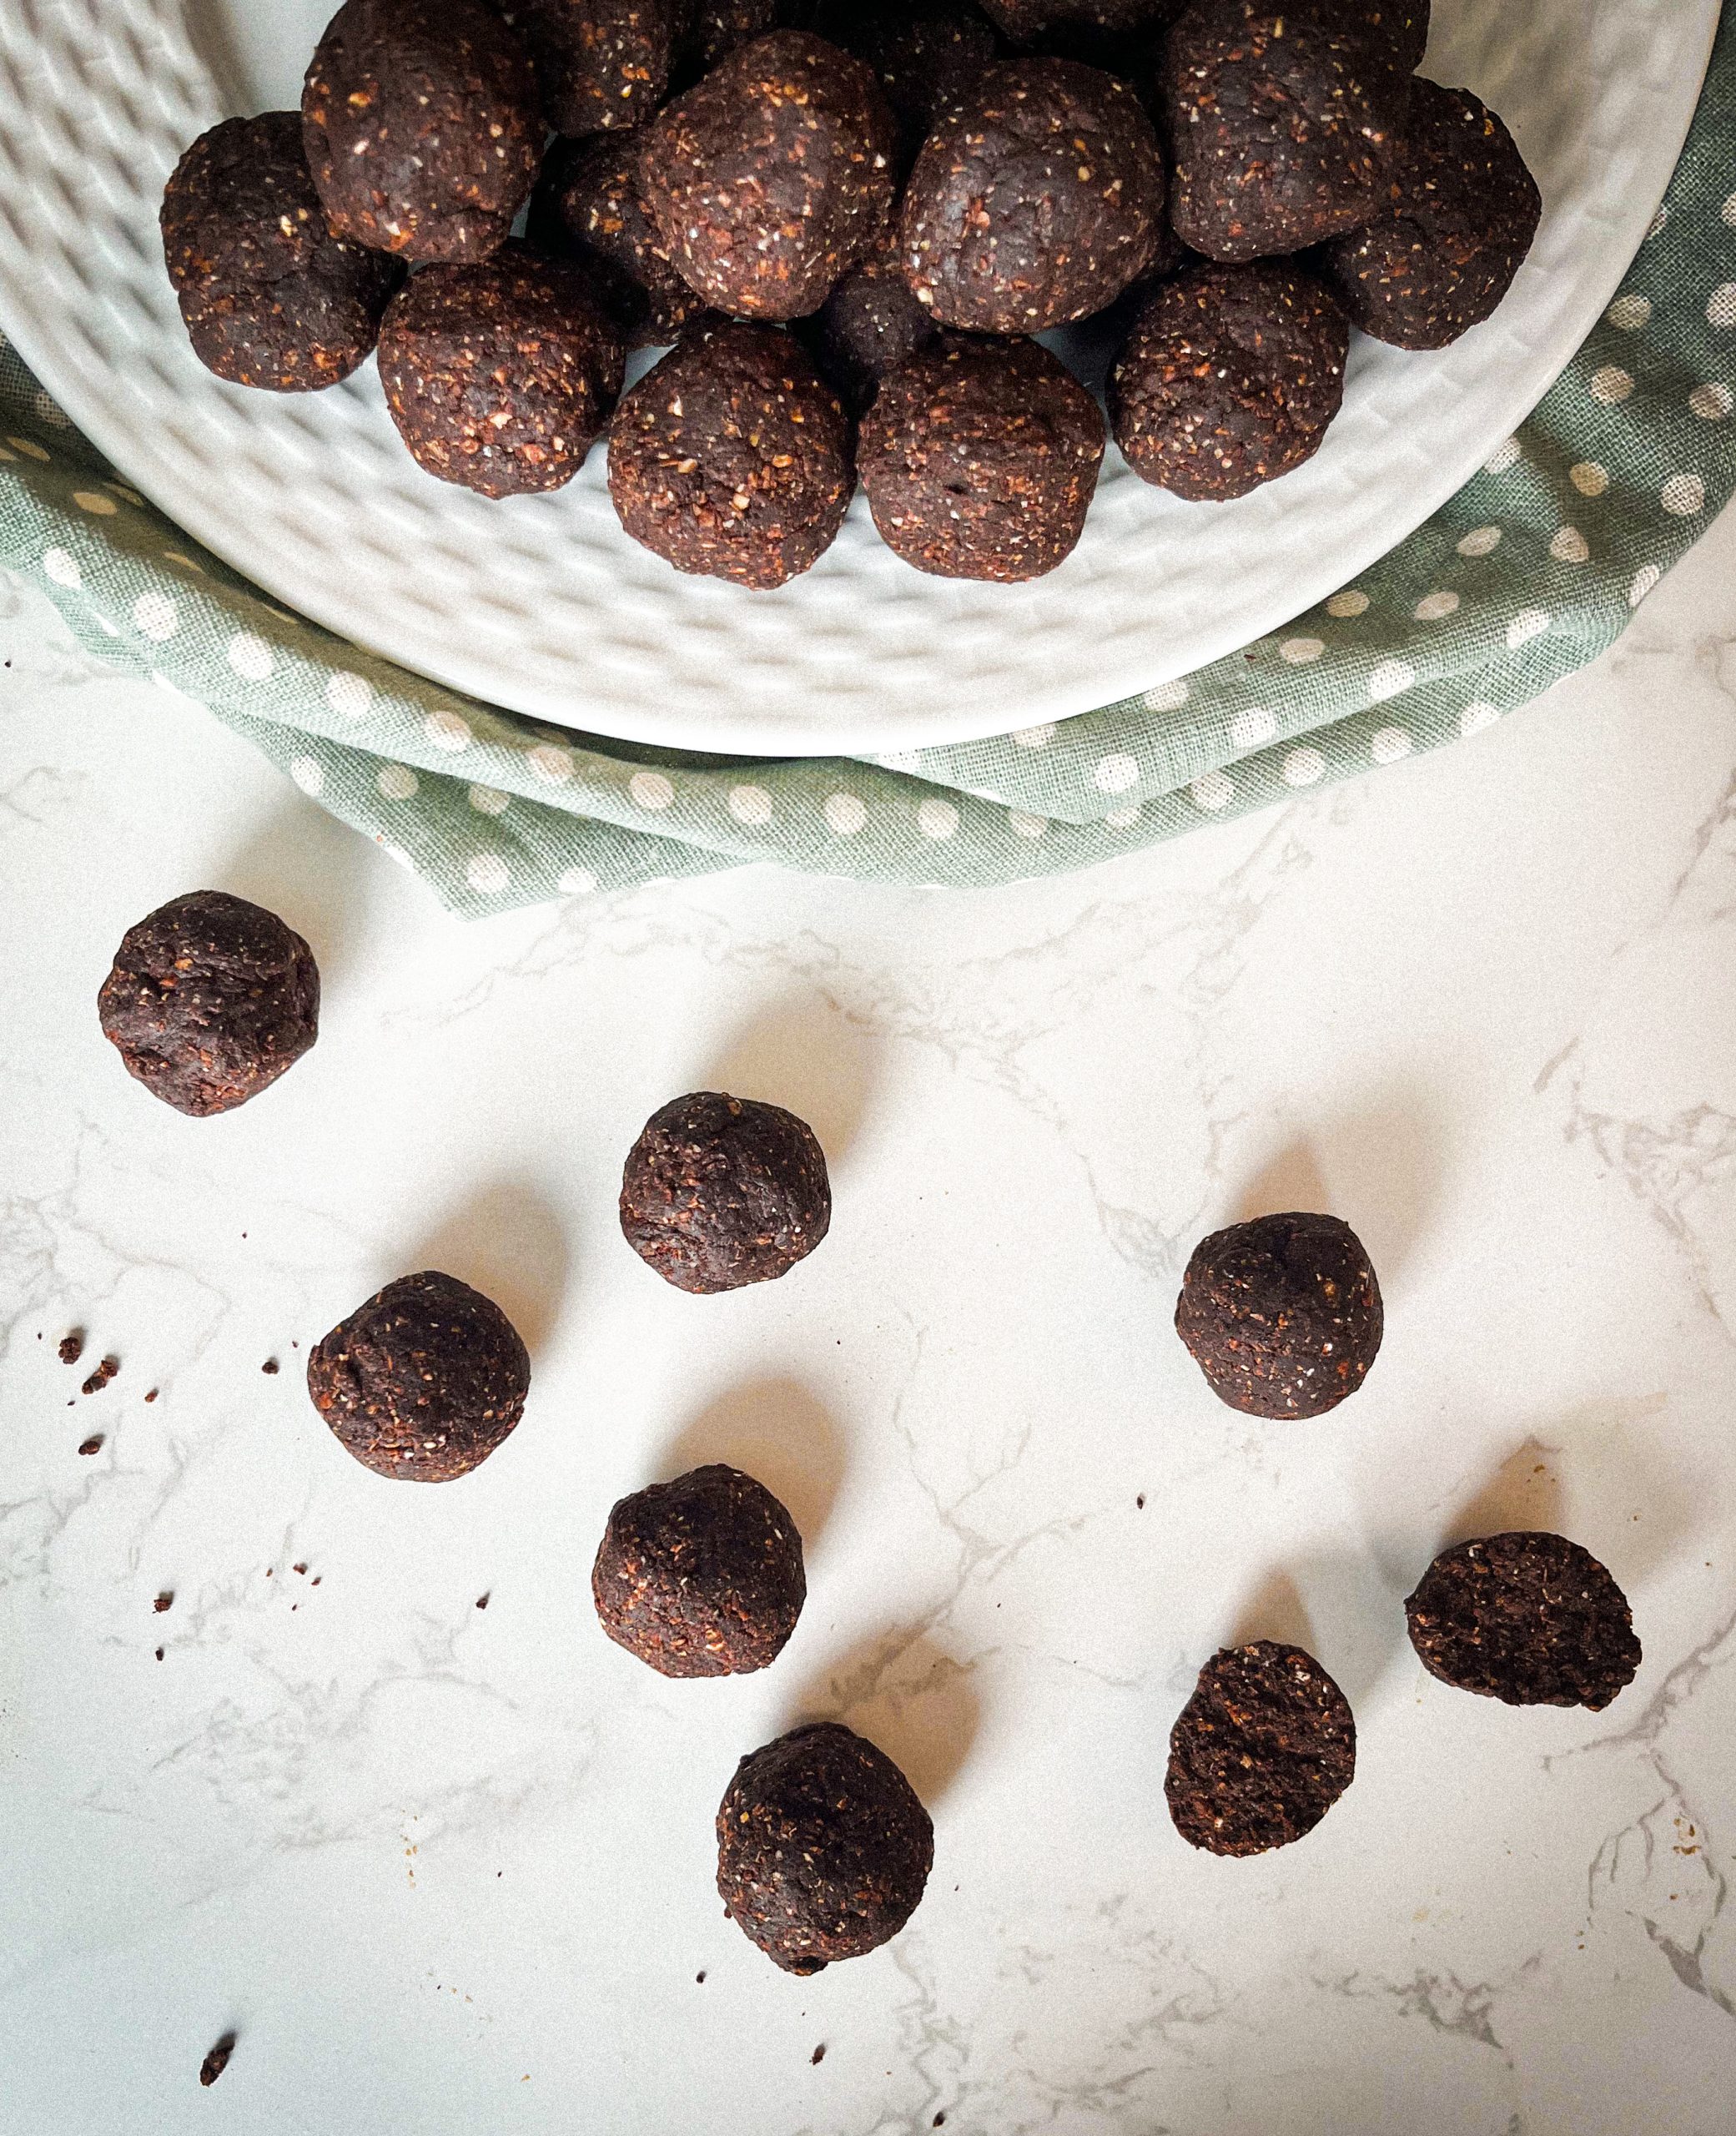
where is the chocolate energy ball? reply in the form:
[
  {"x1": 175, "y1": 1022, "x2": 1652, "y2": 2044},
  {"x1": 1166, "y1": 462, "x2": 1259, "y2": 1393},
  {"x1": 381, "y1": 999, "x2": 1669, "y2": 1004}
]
[
  {"x1": 1162, "y1": 0, "x2": 1410, "y2": 264},
  {"x1": 307, "y1": 1270, "x2": 531, "y2": 1482},
  {"x1": 809, "y1": 0, "x2": 1002, "y2": 163},
  {"x1": 902, "y1": 59, "x2": 1165, "y2": 332},
  {"x1": 1311, "y1": 79, "x2": 1541, "y2": 350},
  {"x1": 717, "y1": 1722, "x2": 933, "y2": 1972},
  {"x1": 607, "y1": 321, "x2": 853, "y2": 587},
  {"x1": 1109, "y1": 262, "x2": 1349, "y2": 500},
  {"x1": 1166, "y1": 1641, "x2": 1356, "y2": 1856},
  {"x1": 857, "y1": 335, "x2": 1105, "y2": 581},
  {"x1": 505, "y1": 0, "x2": 683, "y2": 135},
  {"x1": 1175, "y1": 1211, "x2": 1382, "y2": 1418},
  {"x1": 638, "y1": 30, "x2": 898, "y2": 320},
  {"x1": 530, "y1": 132, "x2": 704, "y2": 349},
  {"x1": 160, "y1": 113, "x2": 401, "y2": 391},
  {"x1": 97, "y1": 891, "x2": 319, "y2": 1117},
  {"x1": 592, "y1": 1463, "x2": 806, "y2": 1675},
  {"x1": 302, "y1": 0, "x2": 542, "y2": 266},
  {"x1": 1406, "y1": 1532, "x2": 1642, "y2": 1710},
  {"x1": 378, "y1": 243, "x2": 625, "y2": 495},
  {"x1": 619, "y1": 1088, "x2": 833, "y2": 1290},
  {"x1": 686, "y1": 0, "x2": 781, "y2": 71},
  {"x1": 806, "y1": 226, "x2": 938, "y2": 415}
]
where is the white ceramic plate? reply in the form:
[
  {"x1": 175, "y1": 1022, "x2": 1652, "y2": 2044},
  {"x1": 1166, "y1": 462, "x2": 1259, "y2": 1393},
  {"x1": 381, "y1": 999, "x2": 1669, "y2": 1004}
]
[{"x1": 0, "y1": 1, "x2": 1718, "y2": 756}]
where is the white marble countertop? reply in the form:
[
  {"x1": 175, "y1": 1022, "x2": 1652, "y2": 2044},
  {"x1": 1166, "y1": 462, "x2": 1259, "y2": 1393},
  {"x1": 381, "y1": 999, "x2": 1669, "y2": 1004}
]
[{"x1": 2, "y1": 511, "x2": 1733, "y2": 2136}]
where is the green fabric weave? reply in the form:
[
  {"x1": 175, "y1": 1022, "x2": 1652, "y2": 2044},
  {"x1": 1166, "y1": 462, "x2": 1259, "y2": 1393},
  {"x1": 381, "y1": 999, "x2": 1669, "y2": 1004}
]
[{"x1": 4, "y1": 17, "x2": 1734, "y2": 914}]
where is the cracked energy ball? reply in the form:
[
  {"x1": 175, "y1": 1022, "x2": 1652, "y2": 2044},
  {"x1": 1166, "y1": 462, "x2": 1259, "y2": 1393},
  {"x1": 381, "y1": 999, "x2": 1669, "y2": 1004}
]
[
  {"x1": 1175, "y1": 1211, "x2": 1383, "y2": 1418},
  {"x1": 97, "y1": 891, "x2": 320, "y2": 1116},
  {"x1": 503, "y1": 0, "x2": 686, "y2": 135},
  {"x1": 1165, "y1": 1641, "x2": 1357, "y2": 1855},
  {"x1": 529, "y1": 129, "x2": 706, "y2": 349},
  {"x1": 717, "y1": 1723, "x2": 934, "y2": 1972},
  {"x1": 1405, "y1": 1532, "x2": 1642, "y2": 1709},
  {"x1": 307, "y1": 1270, "x2": 531, "y2": 1481}
]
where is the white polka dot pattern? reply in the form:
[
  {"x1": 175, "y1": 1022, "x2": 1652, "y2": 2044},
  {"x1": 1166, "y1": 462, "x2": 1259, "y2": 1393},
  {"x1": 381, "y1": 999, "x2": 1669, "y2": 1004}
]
[
  {"x1": 1230, "y1": 707, "x2": 1276, "y2": 750},
  {"x1": 466, "y1": 854, "x2": 510, "y2": 894},
  {"x1": 378, "y1": 763, "x2": 418, "y2": 800},
  {"x1": 1661, "y1": 472, "x2": 1706, "y2": 514},
  {"x1": 1368, "y1": 660, "x2": 1416, "y2": 703},
  {"x1": 824, "y1": 793, "x2": 867, "y2": 836},
  {"x1": 228, "y1": 632, "x2": 273, "y2": 682},
  {"x1": 1094, "y1": 754, "x2": 1139, "y2": 795},
  {"x1": 727, "y1": 784, "x2": 772, "y2": 828},
  {"x1": 1190, "y1": 769, "x2": 1234, "y2": 811},
  {"x1": 1282, "y1": 748, "x2": 1325, "y2": 788}
]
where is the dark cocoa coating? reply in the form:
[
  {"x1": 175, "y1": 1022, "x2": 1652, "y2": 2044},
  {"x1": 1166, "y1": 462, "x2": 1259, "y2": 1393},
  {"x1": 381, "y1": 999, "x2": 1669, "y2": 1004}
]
[
  {"x1": 1162, "y1": 0, "x2": 1411, "y2": 264},
  {"x1": 97, "y1": 892, "x2": 319, "y2": 1117},
  {"x1": 809, "y1": 1, "x2": 1002, "y2": 163},
  {"x1": 505, "y1": 0, "x2": 683, "y2": 135},
  {"x1": 160, "y1": 113, "x2": 401, "y2": 391},
  {"x1": 592, "y1": 1463, "x2": 806, "y2": 1675},
  {"x1": 685, "y1": 0, "x2": 781, "y2": 72},
  {"x1": 378, "y1": 242, "x2": 625, "y2": 495},
  {"x1": 638, "y1": 30, "x2": 898, "y2": 320},
  {"x1": 1109, "y1": 262, "x2": 1348, "y2": 501},
  {"x1": 1165, "y1": 1641, "x2": 1356, "y2": 1856},
  {"x1": 902, "y1": 59, "x2": 1165, "y2": 333},
  {"x1": 529, "y1": 131, "x2": 705, "y2": 348},
  {"x1": 717, "y1": 1723, "x2": 934, "y2": 1972},
  {"x1": 302, "y1": 0, "x2": 541, "y2": 266},
  {"x1": 1175, "y1": 1211, "x2": 1382, "y2": 1418},
  {"x1": 857, "y1": 335, "x2": 1104, "y2": 581},
  {"x1": 306, "y1": 1270, "x2": 531, "y2": 1482},
  {"x1": 607, "y1": 322, "x2": 853, "y2": 587},
  {"x1": 619, "y1": 1089, "x2": 833, "y2": 1290},
  {"x1": 1354, "y1": 0, "x2": 1429, "y2": 72},
  {"x1": 805, "y1": 225, "x2": 938, "y2": 415},
  {"x1": 976, "y1": 0, "x2": 1176, "y2": 44},
  {"x1": 1406, "y1": 1533, "x2": 1642, "y2": 1710},
  {"x1": 1311, "y1": 79, "x2": 1540, "y2": 350}
]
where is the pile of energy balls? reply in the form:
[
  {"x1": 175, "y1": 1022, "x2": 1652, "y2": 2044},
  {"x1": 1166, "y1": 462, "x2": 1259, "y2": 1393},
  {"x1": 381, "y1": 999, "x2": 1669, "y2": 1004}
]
[
  {"x1": 93, "y1": 888, "x2": 1641, "y2": 1974},
  {"x1": 159, "y1": 0, "x2": 1542, "y2": 588}
]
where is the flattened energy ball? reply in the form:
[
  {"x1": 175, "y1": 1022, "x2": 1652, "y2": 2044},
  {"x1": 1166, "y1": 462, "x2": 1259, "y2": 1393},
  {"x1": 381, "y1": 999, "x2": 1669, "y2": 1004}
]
[
  {"x1": 717, "y1": 1723, "x2": 934, "y2": 1972},
  {"x1": 809, "y1": 0, "x2": 1003, "y2": 162},
  {"x1": 1175, "y1": 1211, "x2": 1382, "y2": 1418},
  {"x1": 607, "y1": 322, "x2": 853, "y2": 587},
  {"x1": 98, "y1": 891, "x2": 319, "y2": 1116},
  {"x1": 638, "y1": 31, "x2": 898, "y2": 320},
  {"x1": 161, "y1": 113, "x2": 401, "y2": 390},
  {"x1": 620, "y1": 1090, "x2": 833, "y2": 1290},
  {"x1": 1406, "y1": 1533, "x2": 1642, "y2": 1710},
  {"x1": 857, "y1": 336, "x2": 1105, "y2": 581},
  {"x1": 378, "y1": 243, "x2": 625, "y2": 495},
  {"x1": 1311, "y1": 78, "x2": 1541, "y2": 349},
  {"x1": 506, "y1": 0, "x2": 683, "y2": 135},
  {"x1": 302, "y1": 0, "x2": 541, "y2": 266},
  {"x1": 807, "y1": 227, "x2": 938, "y2": 415},
  {"x1": 592, "y1": 1464, "x2": 806, "y2": 1675},
  {"x1": 1166, "y1": 1641, "x2": 1356, "y2": 1856},
  {"x1": 902, "y1": 59, "x2": 1165, "y2": 332},
  {"x1": 307, "y1": 1270, "x2": 531, "y2": 1481},
  {"x1": 1109, "y1": 263, "x2": 1349, "y2": 500},
  {"x1": 1163, "y1": 0, "x2": 1410, "y2": 263},
  {"x1": 529, "y1": 131, "x2": 704, "y2": 348}
]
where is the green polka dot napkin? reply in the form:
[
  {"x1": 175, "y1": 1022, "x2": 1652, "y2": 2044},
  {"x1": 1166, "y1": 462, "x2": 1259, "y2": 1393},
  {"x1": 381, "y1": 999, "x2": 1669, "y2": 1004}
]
[{"x1": 4, "y1": 20, "x2": 1734, "y2": 914}]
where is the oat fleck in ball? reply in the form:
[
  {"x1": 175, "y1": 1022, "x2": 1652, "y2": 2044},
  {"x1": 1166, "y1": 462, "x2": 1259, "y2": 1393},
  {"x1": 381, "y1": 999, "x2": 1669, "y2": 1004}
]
[
  {"x1": 637, "y1": 31, "x2": 898, "y2": 321},
  {"x1": 302, "y1": 0, "x2": 542, "y2": 266},
  {"x1": 592, "y1": 1463, "x2": 807, "y2": 1675},
  {"x1": 717, "y1": 1723, "x2": 934, "y2": 1972},
  {"x1": 810, "y1": 0, "x2": 1003, "y2": 164},
  {"x1": 1406, "y1": 1532, "x2": 1642, "y2": 1710},
  {"x1": 378, "y1": 243, "x2": 625, "y2": 496},
  {"x1": 1311, "y1": 78, "x2": 1542, "y2": 350},
  {"x1": 902, "y1": 59, "x2": 1166, "y2": 333},
  {"x1": 620, "y1": 1090, "x2": 833, "y2": 1291},
  {"x1": 505, "y1": 0, "x2": 685, "y2": 136},
  {"x1": 160, "y1": 113, "x2": 402, "y2": 391},
  {"x1": 806, "y1": 226, "x2": 939, "y2": 416},
  {"x1": 1109, "y1": 263, "x2": 1349, "y2": 501},
  {"x1": 529, "y1": 130, "x2": 705, "y2": 350},
  {"x1": 97, "y1": 891, "x2": 319, "y2": 1116},
  {"x1": 607, "y1": 321, "x2": 853, "y2": 587},
  {"x1": 1175, "y1": 1211, "x2": 1383, "y2": 1418},
  {"x1": 857, "y1": 336, "x2": 1105, "y2": 582},
  {"x1": 1165, "y1": 1641, "x2": 1356, "y2": 1856},
  {"x1": 307, "y1": 1271, "x2": 531, "y2": 1481}
]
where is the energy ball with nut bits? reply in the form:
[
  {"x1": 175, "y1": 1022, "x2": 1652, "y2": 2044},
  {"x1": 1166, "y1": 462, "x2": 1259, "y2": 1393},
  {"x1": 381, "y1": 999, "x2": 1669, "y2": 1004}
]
[
  {"x1": 1109, "y1": 263, "x2": 1349, "y2": 501},
  {"x1": 976, "y1": 0, "x2": 1179, "y2": 47},
  {"x1": 805, "y1": 226, "x2": 938, "y2": 416},
  {"x1": 378, "y1": 243, "x2": 625, "y2": 496},
  {"x1": 504, "y1": 0, "x2": 684, "y2": 137},
  {"x1": 902, "y1": 59, "x2": 1166, "y2": 333},
  {"x1": 592, "y1": 1464, "x2": 806, "y2": 1676},
  {"x1": 1166, "y1": 1642, "x2": 1356, "y2": 1856},
  {"x1": 608, "y1": 322, "x2": 853, "y2": 587},
  {"x1": 160, "y1": 113, "x2": 401, "y2": 391},
  {"x1": 307, "y1": 1270, "x2": 531, "y2": 1481},
  {"x1": 620, "y1": 1090, "x2": 832, "y2": 1292},
  {"x1": 1175, "y1": 1211, "x2": 1383, "y2": 1418},
  {"x1": 809, "y1": 0, "x2": 1003, "y2": 164},
  {"x1": 637, "y1": 31, "x2": 898, "y2": 320},
  {"x1": 98, "y1": 891, "x2": 319, "y2": 1117},
  {"x1": 302, "y1": 0, "x2": 542, "y2": 266},
  {"x1": 529, "y1": 131, "x2": 705, "y2": 350},
  {"x1": 717, "y1": 1723, "x2": 934, "y2": 1972},
  {"x1": 857, "y1": 337, "x2": 1105, "y2": 582},
  {"x1": 1406, "y1": 1532, "x2": 1641, "y2": 1710}
]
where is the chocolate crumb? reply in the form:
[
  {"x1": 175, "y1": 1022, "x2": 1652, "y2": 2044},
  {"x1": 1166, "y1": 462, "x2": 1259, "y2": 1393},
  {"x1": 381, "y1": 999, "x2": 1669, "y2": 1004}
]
[
  {"x1": 1136, "y1": 1494, "x2": 1146, "y2": 1509},
  {"x1": 199, "y1": 2033, "x2": 235, "y2": 2088},
  {"x1": 935, "y1": 2116, "x2": 947, "y2": 2128},
  {"x1": 262, "y1": 1358, "x2": 279, "y2": 1375},
  {"x1": 696, "y1": 1970, "x2": 706, "y2": 1983},
  {"x1": 153, "y1": 1591, "x2": 174, "y2": 1612},
  {"x1": 293, "y1": 1563, "x2": 308, "y2": 1576},
  {"x1": 154, "y1": 1646, "x2": 164, "y2": 1661},
  {"x1": 78, "y1": 1434, "x2": 104, "y2": 1456},
  {"x1": 311, "y1": 1575, "x2": 322, "y2": 1586},
  {"x1": 812, "y1": 2044, "x2": 826, "y2": 2066},
  {"x1": 58, "y1": 1331, "x2": 85, "y2": 1366},
  {"x1": 144, "y1": 1388, "x2": 159, "y2": 1403},
  {"x1": 476, "y1": 1592, "x2": 491, "y2": 1610},
  {"x1": 81, "y1": 1356, "x2": 120, "y2": 1397}
]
